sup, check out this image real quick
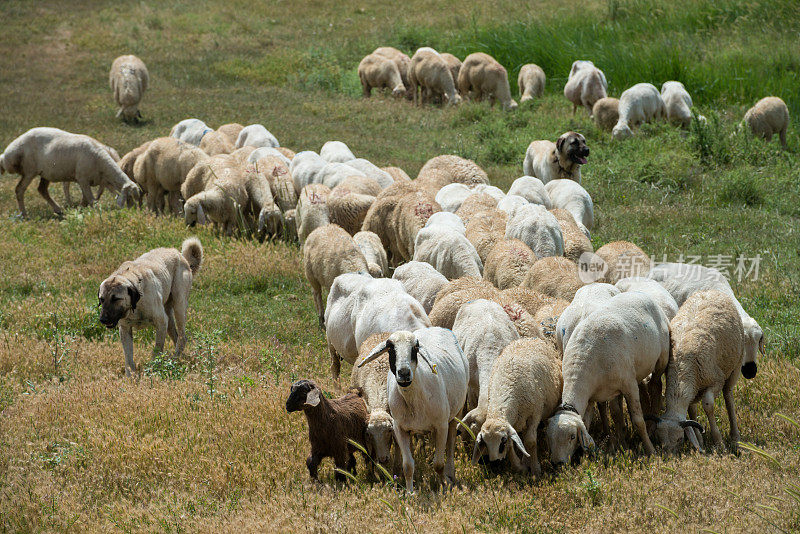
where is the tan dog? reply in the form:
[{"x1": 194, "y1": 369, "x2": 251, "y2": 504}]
[
  {"x1": 99, "y1": 238, "x2": 203, "y2": 376},
  {"x1": 522, "y1": 132, "x2": 589, "y2": 185}
]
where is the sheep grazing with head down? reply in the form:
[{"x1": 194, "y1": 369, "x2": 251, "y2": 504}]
[
  {"x1": 409, "y1": 48, "x2": 462, "y2": 107},
  {"x1": 235, "y1": 124, "x2": 280, "y2": 149},
  {"x1": 465, "y1": 209, "x2": 509, "y2": 263},
  {"x1": 440, "y1": 53, "x2": 462, "y2": 86},
  {"x1": 353, "y1": 230, "x2": 388, "y2": 278},
  {"x1": 547, "y1": 292, "x2": 670, "y2": 464},
  {"x1": 555, "y1": 283, "x2": 620, "y2": 355},
  {"x1": 474, "y1": 338, "x2": 562, "y2": 475},
  {"x1": 518, "y1": 64, "x2": 546, "y2": 103},
  {"x1": 743, "y1": 96, "x2": 789, "y2": 149},
  {"x1": 373, "y1": 47, "x2": 413, "y2": 100},
  {"x1": 507, "y1": 176, "x2": 551, "y2": 208},
  {"x1": 564, "y1": 60, "x2": 607, "y2": 115},
  {"x1": 615, "y1": 276, "x2": 679, "y2": 321},
  {"x1": 593, "y1": 97, "x2": 620, "y2": 132},
  {"x1": 661, "y1": 81, "x2": 695, "y2": 129},
  {"x1": 358, "y1": 327, "x2": 469, "y2": 493},
  {"x1": 359, "y1": 53, "x2": 406, "y2": 98},
  {"x1": 504, "y1": 204, "x2": 564, "y2": 259},
  {"x1": 133, "y1": 137, "x2": 208, "y2": 215},
  {"x1": 550, "y1": 208, "x2": 592, "y2": 263},
  {"x1": 522, "y1": 256, "x2": 585, "y2": 301},
  {"x1": 458, "y1": 52, "x2": 518, "y2": 110},
  {"x1": 417, "y1": 154, "x2": 490, "y2": 188},
  {"x1": 320, "y1": 141, "x2": 356, "y2": 163},
  {"x1": 612, "y1": 83, "x2": 666, "y2": 140},
  {"x1": 413, "y1": 224, "x2": 483, "y2": 280},
  {"x1": 109, "y1": 55, "x2": 148, "y2": 122},
  {"x1": 483, "y1": 239, "x2": 536, "y2": 289},
  {"x1": 392, "y1": 261, "x2": 449, "y2": 315},
  {"x1": 296, "y1": 184, "x2": 331, "y2": 244},
  {"x1": 170, "y1": 118, "x2": 212, "y2": 146},
  {"x1": 285, "y1": 379, "x2": 368, "y2": 482},
  {"x1": 544, "y1": 179, "x2": 593, "y2": 232},
  {"x1": 653, "y1": 290, "x2": 745, "y2": 453}
]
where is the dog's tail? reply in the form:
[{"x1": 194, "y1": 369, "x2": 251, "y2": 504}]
[{"x1": 181, "y1": 237, "x2": 204, "y2": 276}]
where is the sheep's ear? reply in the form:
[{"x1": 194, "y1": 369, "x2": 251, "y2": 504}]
[
  {"x1": 509, "y1": 427, "x2": 530, "y2": 459},
  {"x1": 196, "y1": 203, "x2": 207, "y2": 225},
  {"x1": 471, "y1": 434, "x2": 484, "y2": 465},
  {"x1": 305, "y1": 387, "x2": 321, "y2": 407},
  {"x1": 358, "y1": 340, "x2": 389, "y2": 367},
  {"x1": 578, "y1": 425, "x2": 595, "y2": 451}
]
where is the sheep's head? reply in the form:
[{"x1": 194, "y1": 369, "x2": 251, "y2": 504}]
[
  {"x1": 741, "y1": 317, "x2": 763, "y2": 379},
  {"x1": 184, "y1": 198, "x2": 207, "y2": 227},
  {"x1": 366, "y1": 262, "x2": 383, "y2": 278},
  {"x1": 358, "y1": 330, "x2": 437, "y2": 388},
  {"x1": 473, "y1": 419, "x2": 529, "y2": 465},
  {"x1": 367, "y1": 410, "x2": 394, "y2": 464},
  {"x1": 285, "y1": 379, "x2": 322, "y2": 413},
  {"x1": 653, "y1": 417, "x2": 704, "y2": 452},
  {"x1": 392, "y1": 84, "x2": 406, "y2": 99},
  {"x1": 504, "y1": 99, "x2": 519, "y2": 111},
  {"x1": 546, "y1": 406, "x2": 594, "y2": 466},
  {"x1": 612, "y1": 123, "x2": 633, "y2": 140},
  {"x1": 0, "y1": 153, "x2": 5, "y2": 175},
  {"x1": 258, "y1": 207, "x2": 282, "y2": 238},
  {"x1": 445, "y1": 92, "x2": 463, "y2": 106}
]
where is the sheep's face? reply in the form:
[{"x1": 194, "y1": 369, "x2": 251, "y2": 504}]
[
  {"x1": 654, "y1": 420, "x2": 685, "y2": 452},
  {"x1": 556, "y1": 132, "x2": 589, "y2": 165},
  {"x1": 445, "y1": 92, "x2": 462, "y2": 106},
  {"x1": 184, "y1": 200, "x2": 206, "y2": 227},
  {"x1": 98, "y1": 277, "x2": 139, "y2": 329},
  {"x1": 612, "y1": 123, "x2": 633, "y2": 140},
  {"x1": 479, "y1": 420, "x2": 511, "y2": 462},
  {"x1": 367, "y1": 412, "x2": 394, "y2": 464},
  {"x1": 386, "y1": 332, "x2": 419, "y2": 387},
  {"x1": 504, "y1": 99, "x2": 519, "y2": 111},
  {"x1": 285, "y1": 379, "x2": 321, "y2": 412},
  {"x1": 741, "y1": 318, "x2": 763, "y2": 379},
  {"x1": 546, "y1": 411, "x2": 594, "y2": 466},
  {"x1": 118, "y1": 183, "x2": 142, "y2": 207},
  {"x1": 392, "y1": 85, "x2": 406, "y2": 98}
]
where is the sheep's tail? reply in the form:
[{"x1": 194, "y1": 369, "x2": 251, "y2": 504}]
[{"x1": 181, "y1": 237, "x2": 204, "y2": 276}]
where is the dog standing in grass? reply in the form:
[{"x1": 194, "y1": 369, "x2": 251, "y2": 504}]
[{"x1": 99, "y1": 238, "x2": 203, "y2": 376}]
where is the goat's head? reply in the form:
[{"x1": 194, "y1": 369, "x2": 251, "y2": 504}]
[
  {"x1": 357, "y1": 330, "x2": 436, "y2": 388},
  {"x1": 285, "y1": 379, "x2": 322, "y2": 412}
]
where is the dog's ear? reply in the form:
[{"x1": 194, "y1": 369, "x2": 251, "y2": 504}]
[
  {"x1": 127, "y1": 285, "x2": 140, "y2": 311},
  {"x1": 556, "y1": 135, "x2": 566, "y2": 153}
]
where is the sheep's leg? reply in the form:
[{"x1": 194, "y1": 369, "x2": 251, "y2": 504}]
[
  {"x1": 688, "y1": 404, "x2": 704, "y2": 448},
  {"x1": 310, "y1": 281, "x2": 325, "y2": 329},
  {"x1": 647, "y1": 371, "x2": 664, "y2": 416},
  {"x1": 120, "y1": 325, "x2": 136, "y2": 377},
  {"x1": 37, "y1": 179, "x2": 64, "y2": 216},
  {"x1": 780, "y1": 127, "x2": 787, "y2": 150},
  {"x1": 622, "y1": 381, "x2": 655, "y2": 455},
  {"x1": 62, "y1": 182, "x2": 74, "y2": 206},
  {"x1": 306, "y1": 452, "x2": 322, "y2": 480},
  {"x1": 146, "y1": 184, "x2": 160, "y2": 213},
  {"x1": 723, "y1": 374, "x2": 740, "y2": 452},
  {"x1": 444, "y1": 418, "x2": 458, "y2": 485},
  {"x1": 328, "y1": 343, "x2": 341, "y2": 380},
  {"x1": 361, "y1": 79, "x2": 371, "y2": 98},
  {"x1": 394, "y1": 426, "x2": 415, "y2": 493},
  {"x1": 701, "y1": 389, "x2": 723, "y2": 449},
  {"x1": 15, "y1": 174, "x2": 37, "y2": 218},
  {"x1": 610, "y1": 396, "x2": 626, "y2": 445},
  {"x1": 572, "y1": 103, "x2": 577, "y2": 114},
  {"x1": 76, "y1": 180, "x2": 95, "y2": 207},
  {"x1": 95, "y1": 184, "x2": 105, "y2": 202},
  {"x1": 431, "y1": 422, "x2": 450, "y2": 491},
  {"x1": 168, "y1": 191, "x2": 183, "y2": 215},
  {"x1": 524, "y1": 422, "x2": 541, "y2": 476},
  {"x1": 597, "y1": 402, "x2": 612, "y2": 437}
]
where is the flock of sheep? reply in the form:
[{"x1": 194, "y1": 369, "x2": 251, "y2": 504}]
[{"x1": 0, "y1": 49, "x2": 781, "y2": 493}]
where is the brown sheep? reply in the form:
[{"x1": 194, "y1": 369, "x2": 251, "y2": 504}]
[
  {"x1": 521, "y1": 256, "x2": 585, "y2": 301},
  {"x1": 457, "y1": 52, "x2": 518, "y2": 110},
  {"x1": 484, "y1": 239, "x2": 536, "y2": 289},
  {"x1": 358, "y1": 53, "x2": 406, "y2": 98},
  {"x1": 465, "y1": 209, "x2": 509, "y2": 263},
  {"x1": 593, "y1": 97, "x2": 620, "y2": 132},
  {"x1": 518, "y1": 64, "x2": 546, "y2": 103},
  {"x1": 595, "y1": 240, "x2": 650, "y2": 284},
  {"x1": 550, "y1": 208, "x2": 593, "y2": 263}
]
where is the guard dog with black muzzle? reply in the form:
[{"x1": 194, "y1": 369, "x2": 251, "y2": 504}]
[{"x1": 522, "y1": 131, "x2": 590, "y2": 184}]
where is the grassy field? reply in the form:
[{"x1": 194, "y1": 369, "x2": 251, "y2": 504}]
[{"x1": 1, "y1": 0, "x2": 800, "y2": 531}]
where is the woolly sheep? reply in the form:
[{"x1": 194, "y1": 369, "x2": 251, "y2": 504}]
[
  {"x1": 247, "y1": 147, "x2": 291, "y2": 167},
  {"x1": 507, "y1": 176, "x2": 552, "y2": 208},
  {"x1": 504, "y1": 203, "x2": 564, "y2": 258},
  {"x1": 654, "y1": 290, "x2": 745, "y2": 452},
  {"x1": 555, "y1": 283, "x2": 620, "y2": 355},
  {"x1": 474, "y1": 338, "x2": 561, "y2": 475},
  {"x1": 373, "y1": 46, "x2": 413, "y2": 100},
  {"x1": 592, "y1": 97, "x2": 619, "y2": 132},
  {"x1": 544, "y1": 179, "x2": 594, "y2": 231},
  {"x1": 454, "y1": 300, "x2": 520, "y2": 437},
  {"x1": 344, "y1": 158, "x2": 394, "y2": 189},
  {"x1": 333, "y1": 174, "x2": 382, "y2": 197},
  {"x1": 425, "y1": 211, "x2": 466, "y2": 234},
  {"x1": 612, "y1": 83, "x2": 666, "y2": 140},
  {"x1": 296, "y1": 183, "x2": 331, "y2": 244},
  {"x1": 291, "y1": 151, "x2": 328, "y2": 193},
  {"x1": 472, "y1": 184, "x2": 506, "y2": 203},
  {"x1": 251, "y1": 156, "x2": 298, "y2": 212},
  {"x1": 199, "y1": 130, "x2": 235, "y2": 156},
  {"x1": 546, "y1": 291, "x2": 670, "y2": 463},
  {"x1": 304, "y1": 223, "x2": 370, "y2": 327},
  {"x1": 327, "y1": 188, "x2": 375, "y2": 235},
  {"x1": 359, "y1": 53, "x2": 406, "y2": 98},
  {"x1": 521, "y1": 256, "x2": 585, "y2": 301},
  {"x1": 353, "y1": 230, "x2": 388, "y2": 277},
  {"x1": 483, "y1": 239, "x2": 536, "y2": 289},
  {"x1": 358, "y1": 328, "x2": 469, "y2": 492},
  {"x1": 417, "y1": 154, "x2": 489, "y2": 188},
  {"x1": 392, "y1": 261, "x2": 449, "y2": 315},
  {"x1": 351, "y1": 332, "x2": 396, "y2": 468},
  {"x1": 464, "y1": 209, "x2": 508, "y2": 263},
  {"x1": 235, "y1": 124, "x2": 280, "y2": 149},
  {"x1": 615, "y1": 276, "x2": 678, "y2": 321},
  {"x1": 518, "y1": 64, "x2": 546, "y2": 103},
  {"x1": 109, "y1": 55, "x2": 148, "y2": 122},
  {"x1": 743, "y1": 96, "x2": 789, "y2": 149},
  {"x1": 440, "y1": 53, "x2": 462, "y2": 85},
  {"x1": 647, "y1": 262, "x2": 764, "y2": 380},
  {"x1": 532, "y1": 297, "x2": 570, "y2": 346},
  {"x1": 170, "y1": 118, "x2": 212, "y2": 146},
  {"x1": 382, "y1": 166, "x2": 411, "y2": 182},
  {"x1": 181, "y1": 153, "x2": 237, "y2": 200},
  {"x1": 320, "y1": 141, "x2": 356, "y2": 163},
  {"x1": 457, "y1": 52, "x2": 518, "y2": 110},
  {"x1": 1, "y1": 127, "x2": 140, "y2": 217},
  {"x1": 325, "y1": 274, "x2": 430, "y2": 378},
  {"x1": 62, "y1": 137, "x2": 123, "y2": 207},
  {"x1": 216, "y1": 123, "x2": 244, "y2": 145},
  {"x1": 413, "y1": 226, "x2": 483, "y2": 280},
  {"x1": 661, "y1": 81, "x2": 694, "y2": 129},
  {"x1": 456, "y1": 193, "x2": 500, "y2": 226},
  {"x1": 134, "y1": 137, "x2": 208, "y2": 214},
  {"x1": 595, "y1": 241, "x2": 650, "y2": 283},
  {"x1": 550, "y1": 208, "x2": 593, "y2": 263},
  {"x1": 409, "y1": 48, "x2": 462, "y2": 106},
  {"x1": 320, "y1": 162, "x2": 366, "y2": 190},
  {"x1": 116, "y1": 141, "x2": 151, "y2": 206},
  {"x1": 285, "y1": 379, "x2": 368, "y2": 481},
  {"x1": 435, "y1": 182, "x2": 472, "y2": 213},
  {"x1": 563, "y1": 60, "x2": 607, "y2": 114},
  {"x1": 500, "y1": 286, "x2": 553, "y2": 317},
  {"x1": 496, "y1": 194, "x2": 529, "y2": 215}
]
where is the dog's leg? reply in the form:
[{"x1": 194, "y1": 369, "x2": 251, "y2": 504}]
[
  {"x1": 171, "y1": 292, "x2": 188, "y2": 358},
  {"x1": 120, "y1": 325, "x2": 136, "y2": 377}
]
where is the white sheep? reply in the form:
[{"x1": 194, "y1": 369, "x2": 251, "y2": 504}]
[
  {"x1": 353, "y1": 230, "x2": 389, "y2": 277},
  {"x1": 325, "y1": 274, "x2": 430, "y2": 378},
  {"x1": 457, "y1": 52, "x2": 518, "y2": 110},
  {"x1": 424, "y1": 211, "x2": 466, "y2": 235},
  {"x1": 358, "y1": 327, "x2": 469, "y2": 492},
  {"x1": 373, "y1": 46, "x2": 413, "y2": 100},
  {"x1": 170, "y1": 118, "x2": 212, "y2": 146},
  {"x1": 391, "y1": 261, "x2": 449, "y2": 315},
  {"x1": 440, "y1": 53, "x2": 462, "y2": 86},
  {"x1": 654, "y1": 290, "x2": 745, "y2": 452},
  {"x1": 417, "y1": 154, "x2": 489, "y2": 188},
  {"x1": 546, "y1": 291, "x2": 670, "y2": 463},
  {"x1": 109, "y1": 55, "x2": 148, "y2": 122},
  {"x1": 0, "y1": 127, "x2": 140, "y2": 217},
  {"x1": 612, "y1": 83, "x2": 666, "y2": 140},
  {"x1": 555, "y1": 283, "x2": 620, "y2": 355},
  {"x1": 563, "y1": 60, "x2": 607, "y2": 114},
  {"x1": 550, "y1": 208, "x2": 592, "y2": 263},
  {"x1": 743, "y1": 96, "x2": 789, "y2": 149},
  {"x1": 413, "y1": 225, "x2": 483, "y2": 280},
  {"x1": 343, "y1": 158, "x2": 394, "y2": 189},
  {"x1": 507, "y1": 176, "x2": 552, "y2": 208},
  {"x1": 473, "y1": 338, "x2": 562, "y2": 475},
  {"x1": 544, "y1": 179, "x2": 594, "y2": 231},
  {"x1": 290, "y1": 151, "x2": 328, "y2": 193},
  {"x1": 133, "y1": 137, "x2": 207, "y2": 214},
  {"x1": 504, "y1": 203, "x2": 564, "y2": 258},
  {"x1": 496, "y1": 194, "x2": 529, "y2": 216},
  {"x1": 518, "y1": 64, "x2": 546, "y2": 103},
  {"x1": 453, "y1": 300, "x2": 520, "y2": 437},
  {"x1": 320, "y1": 162, "x2": 366, "y2": 190},
  {"x1": 235, "y1": 124, "x2": 280, "y2": 149},
  {"x1": 247, "y1": 147, "x2": 291, "y2": 167},
  {"x1": 615, "y1": 276, "x2": 679, "y2": 321},
  {"x1": 296, "y1": 183, "x2": 331, "y2": 244},
  {"x1": 303, "y1": 224, "x2": 370, "y2": 327},
  {"x1": 435, "y1": 183, "x2": 473, "y2": 213},
  {"x1": 320, "y1": 141, "x2": 356, "y2": 163},
  {"x1": 409, "y1": 48, "x2": 461, "y2": 106},
  {"x1": 358, "y1": 53, "x2": 406, "y2": 98},
  {"x1": 647, "y1": 262, "x2": 764, "y2": 380},
  {"x1": 661, "y1": 81, "x2": 694, "y2": 129}
]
